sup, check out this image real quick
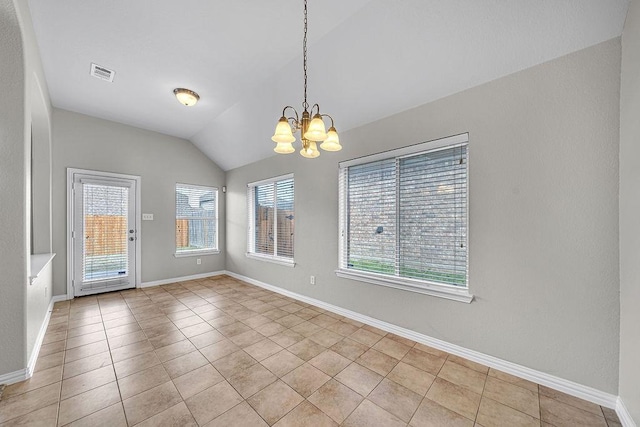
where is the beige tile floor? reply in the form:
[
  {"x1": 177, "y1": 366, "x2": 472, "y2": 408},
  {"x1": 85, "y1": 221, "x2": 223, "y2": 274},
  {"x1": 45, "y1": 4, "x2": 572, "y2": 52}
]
[{"x1": 0, "y1": 275, "x2": 622, "y2": 426}]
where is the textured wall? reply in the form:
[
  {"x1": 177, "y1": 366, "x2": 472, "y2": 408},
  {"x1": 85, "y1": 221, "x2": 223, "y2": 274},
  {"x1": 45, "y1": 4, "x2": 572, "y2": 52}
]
[
  {"x1": 226, "y1": 39, "x2": 621, "y2": 393},
  {"x1": 0, "y1": 0, "x2": 27, "y2": 376},
  {"x1": 30, "y1": 75, "x2": 52, "y2": 255},
  {"x1": 51, "y1": 109, "x2": 226, "y2": 296},
  {"x1": 13, "y1": 0, "x2": 55, "y2": 368},
  {"x1": 619, "y1": 0, "x2": 640, "y2": 422}
]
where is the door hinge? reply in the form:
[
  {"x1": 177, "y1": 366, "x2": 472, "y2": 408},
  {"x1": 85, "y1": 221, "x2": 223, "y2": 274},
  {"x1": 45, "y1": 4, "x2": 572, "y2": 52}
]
[{"x1": 72, "y1": 230, "x2": 75, "y2": 239}]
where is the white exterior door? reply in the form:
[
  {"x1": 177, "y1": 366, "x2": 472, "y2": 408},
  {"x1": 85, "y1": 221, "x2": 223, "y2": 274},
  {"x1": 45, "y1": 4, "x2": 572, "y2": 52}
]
[{"x1": 69, "y1": 170, "x2": 139, "y2": 297}]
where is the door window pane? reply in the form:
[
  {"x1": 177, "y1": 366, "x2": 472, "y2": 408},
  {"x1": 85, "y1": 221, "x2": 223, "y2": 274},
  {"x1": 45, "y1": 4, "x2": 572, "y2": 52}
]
[{"x1": 83, "y1": 184, "x2": 128, "y2": 281}]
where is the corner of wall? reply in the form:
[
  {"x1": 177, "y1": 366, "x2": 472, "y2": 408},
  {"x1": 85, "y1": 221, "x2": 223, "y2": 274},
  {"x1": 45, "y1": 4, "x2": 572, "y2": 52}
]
[{"x1": 619, "y1": 0, "x2": 640, "y2": 424}]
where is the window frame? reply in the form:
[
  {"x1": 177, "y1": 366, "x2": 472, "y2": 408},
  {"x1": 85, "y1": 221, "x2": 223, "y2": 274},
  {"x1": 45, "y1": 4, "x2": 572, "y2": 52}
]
[
  {"x1": 246, "y1": 173, "x2": 295, "y2": 267},
  {"x1": 336, "y1": 133, "x2": 473, "y2": 303},
  {"x1": 174, "y1": 183, "x2": 220, "y2": 257}
]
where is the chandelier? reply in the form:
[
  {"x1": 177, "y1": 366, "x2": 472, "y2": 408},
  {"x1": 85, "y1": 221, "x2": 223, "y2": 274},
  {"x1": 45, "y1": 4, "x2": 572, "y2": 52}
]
[{"x1": 271, "y1": 0, "x2": 342, "y2": 158}]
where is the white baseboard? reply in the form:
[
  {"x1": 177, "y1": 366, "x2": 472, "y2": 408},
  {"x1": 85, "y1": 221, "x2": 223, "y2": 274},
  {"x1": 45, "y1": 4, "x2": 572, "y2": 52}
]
[
  {"x1": 0, "y1": 294, "x2": 67, "y2": 386},
  {"x1": 26, "y1": 295, "x2": 67, "y2": 379},
  {"x1": 225, "y1": 270, "x2": 620, "y2": 411},
  {"x1": 2, "y1": 271, "x2": 224, "y2": 382},
  {"x1": 140, "y1": 271, "x2": 226, "y2": 288},
  {"x1": 617, "y1": 397, "x2": 638, "y2": 427},
  {"x1": 0, "y1": 368, "x2": 28, "y2": 386}
]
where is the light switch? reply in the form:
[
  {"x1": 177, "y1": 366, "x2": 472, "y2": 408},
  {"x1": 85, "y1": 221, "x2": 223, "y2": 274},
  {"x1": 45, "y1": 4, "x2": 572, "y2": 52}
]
[{"x1": 142, "y1": 213, "x2": 154, "y2": 221}]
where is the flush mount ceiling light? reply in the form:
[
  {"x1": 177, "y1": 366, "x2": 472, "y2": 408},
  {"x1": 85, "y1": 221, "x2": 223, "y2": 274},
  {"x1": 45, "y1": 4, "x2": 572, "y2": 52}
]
[
  {"x1": 271, "y1": 0, "x2": 341, "y2": 158},
  {"x1": 173, "y1": 88, "x2": 200, "y2": 107}
]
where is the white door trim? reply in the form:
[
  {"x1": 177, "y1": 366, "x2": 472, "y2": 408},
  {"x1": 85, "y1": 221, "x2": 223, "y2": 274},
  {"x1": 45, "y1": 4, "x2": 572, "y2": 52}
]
[{"x1": 67, "y1": 168, "x2": 142, "y2": 300}]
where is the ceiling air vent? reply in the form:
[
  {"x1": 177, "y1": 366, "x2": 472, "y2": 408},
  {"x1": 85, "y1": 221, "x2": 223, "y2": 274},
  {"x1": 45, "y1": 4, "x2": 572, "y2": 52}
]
[{"x1": 90, "y1": 63, "x2": 115, "y2": 82}]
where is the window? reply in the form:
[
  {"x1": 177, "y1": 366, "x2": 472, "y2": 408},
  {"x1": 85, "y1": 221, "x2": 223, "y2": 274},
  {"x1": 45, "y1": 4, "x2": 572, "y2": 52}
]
[
  {"x1": 175, "y1": 183, "x2": 218, "y2": 256},
  {"x1": 247, "y1": 174, "x2": 295, "y2": 266},
  {"x1": 337, "y1": 134, "x2": 472, "y2": 302}
]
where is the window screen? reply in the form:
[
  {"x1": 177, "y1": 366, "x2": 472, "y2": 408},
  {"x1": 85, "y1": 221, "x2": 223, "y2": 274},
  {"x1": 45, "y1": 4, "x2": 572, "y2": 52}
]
[{"x1": 176, "y1": 184, "x2": 218, "y2": 253}]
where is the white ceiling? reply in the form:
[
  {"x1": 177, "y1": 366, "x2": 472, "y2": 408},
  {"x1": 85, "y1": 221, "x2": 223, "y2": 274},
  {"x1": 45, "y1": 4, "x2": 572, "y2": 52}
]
[{"x1": 28, "y1": 0, "x2": 629, "y2": 171}]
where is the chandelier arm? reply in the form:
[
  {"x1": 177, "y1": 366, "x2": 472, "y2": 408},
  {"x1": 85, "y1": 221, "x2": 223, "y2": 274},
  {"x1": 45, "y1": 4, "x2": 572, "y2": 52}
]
[
  {"x1": 310, "y1": 103, "x2": 321, "y2": 116},
  {"x1": 320, "y1": 114, "x2": 335, "y2": 128},
  {"x1": 282, "y1": 105, "x2": 299, "y2": 120},
  {"x1": 282, "y1": 106, "x2": 300, "y2": 129}
]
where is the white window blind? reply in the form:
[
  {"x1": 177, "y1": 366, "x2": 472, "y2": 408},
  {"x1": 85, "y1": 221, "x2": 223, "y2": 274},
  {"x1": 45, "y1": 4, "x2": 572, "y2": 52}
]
[
  {"x1": 175, "y1": 184, "x2": 218, "y2": 254},
  {"x1": 83, "y1": 183, "x2": 129, "y2": 281},
  {"x1": 338, "y1": 134, "x2": 469, "y2": 299},
  {"x1": 345, "y1": 159, "x2": 397, "y2": 275},
  {"x1": 247, "y1": 174, "x2": 295, "y2": 263}
]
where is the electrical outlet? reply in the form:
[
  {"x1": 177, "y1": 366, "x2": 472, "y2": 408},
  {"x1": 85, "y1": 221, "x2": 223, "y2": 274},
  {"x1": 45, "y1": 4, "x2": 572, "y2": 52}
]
[
  {"x1": 142, "y1": 213, "x2": 154, "y2": 221},
  {"x1": 310, "y1": 275, "x2": 315, "y2": 285},
  {"x1": 197, "y1": 258, "x2": 201, "y2": 265}
]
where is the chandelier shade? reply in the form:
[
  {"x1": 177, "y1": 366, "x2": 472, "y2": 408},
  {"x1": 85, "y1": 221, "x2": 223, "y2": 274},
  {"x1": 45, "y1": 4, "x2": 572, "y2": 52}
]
[
  {"x1": 300, "y1": 141, "x2": 320, "y2": 158},
  {"x1": 271, "y1": 116, "x2": 296, "y2": 144},
  {"x1": 320, "y1": 126, "x2": 342, "y2": 151},
  {"x1": 271, "y1": 0, "x2": 341, "y2": 158},
  {"x1": 303, "y1": 114, "x2": 328, "y2": 141},
  {"x1": 274, "y1": 141, "x2": 296, "y2": 154}
]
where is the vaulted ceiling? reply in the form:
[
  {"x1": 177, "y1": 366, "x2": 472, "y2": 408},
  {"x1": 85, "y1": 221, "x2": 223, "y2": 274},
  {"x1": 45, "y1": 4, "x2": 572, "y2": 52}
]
[{"x1": 28, "y1": 0, "x2": 629, "y2": 170}]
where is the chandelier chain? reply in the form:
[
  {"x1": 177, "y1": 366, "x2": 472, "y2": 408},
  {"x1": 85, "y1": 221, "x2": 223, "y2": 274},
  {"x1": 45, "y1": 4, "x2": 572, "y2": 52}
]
[
  {"x1": 303, "y1": 0, "x2": 309, "y2": 110},
  {"x1": 271, "y1": 0, "x2": 341, "y2": 156}
]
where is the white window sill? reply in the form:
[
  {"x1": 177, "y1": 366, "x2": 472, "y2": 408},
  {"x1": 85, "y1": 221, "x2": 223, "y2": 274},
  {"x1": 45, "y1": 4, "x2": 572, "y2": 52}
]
[
  {"x1": 30, "y1": 253, "x2": 56, "y2": 285},
  {"x1": 335, "y1": 268, "x2": 474, "y2": 303},
  {"x1": 246, "y1": 252, "x2": 295, "y2": 268},
  {"x1": 174, "y1": 250, "x2": 220, "y2": 258}
]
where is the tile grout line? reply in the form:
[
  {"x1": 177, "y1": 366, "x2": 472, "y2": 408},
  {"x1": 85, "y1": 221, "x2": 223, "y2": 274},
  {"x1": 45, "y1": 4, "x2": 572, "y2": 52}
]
[
  {"x1": 100, "y1": 298, "x2": 131, "y2": 427},
  {"x1": 22, "y1": 276, "x2": 611, "y2": 427},
  {"x1": 55, "y1": 305, "x2": 69, "y2": 427},
  {"x1": 31, "y1": 298, "x2": 384, "y2": 424},
  {"x1": 125, "y1": 285, "x2": 268, "y2": 425},
  {"x1": 57, "y1": 298, "x2": 110, "y2": 426},
  {"x1": 199, "y1": 300, "x2": 315, "y2": 426},
  {"x1": 125, "y1": 290, "x2": 186, "y2": 426},
  {"x1": 470, "y1": 355, "x2": 487, "y2": 425},
  {"x1": 479, "y1": 373, "x2": 542, "y2": 422},
  {"x1": 538, "y1": 383, "x2": 543, "y2": 424},
  {"x1": 56, "y1": 296, "x2": 127, "y2": 425}
]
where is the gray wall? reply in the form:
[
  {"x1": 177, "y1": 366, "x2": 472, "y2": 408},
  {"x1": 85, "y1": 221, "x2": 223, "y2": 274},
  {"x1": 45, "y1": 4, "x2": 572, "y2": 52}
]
[
  {"x1": 226, "y1": 39, "x2": 621, "y2": 393},
  {"x1": 0, "y1": 0, "x2": 54, "y2": 376},
  {"x1": 31, "y1": 74, "x2": 53, "y2": 255},
  {"x1": 0, "y1": 0, "x2": 28, "y2": 376},
  {"x1": 15, "y1": 0, "x2": 55, "y2": 367},
  {"x1": 619, "y1": 0, "x2": 640, "y2": 422},
  {"x1": 51, "y1": 109, "x2": 226, "y2": 296}
]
